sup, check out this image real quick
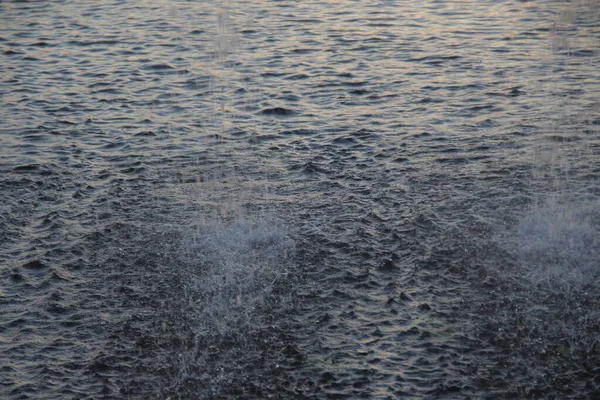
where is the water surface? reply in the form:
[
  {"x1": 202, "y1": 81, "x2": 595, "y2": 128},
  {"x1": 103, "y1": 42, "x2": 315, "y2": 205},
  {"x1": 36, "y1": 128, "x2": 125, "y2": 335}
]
[{"x1": 1, "y1": 0, "x2": 599, "y2": 398}]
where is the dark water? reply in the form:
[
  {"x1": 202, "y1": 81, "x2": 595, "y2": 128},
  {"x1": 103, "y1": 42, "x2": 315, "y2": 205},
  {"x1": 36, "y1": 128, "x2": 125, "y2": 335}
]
[{"x1": 1, "y1": 0, "x2": 599, "y2": 398}]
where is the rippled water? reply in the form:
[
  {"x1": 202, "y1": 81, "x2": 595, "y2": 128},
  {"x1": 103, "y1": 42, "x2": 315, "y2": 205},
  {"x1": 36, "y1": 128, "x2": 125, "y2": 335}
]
[{"x1": 1, "y1": 0, "x2": 599, "y2": 398}]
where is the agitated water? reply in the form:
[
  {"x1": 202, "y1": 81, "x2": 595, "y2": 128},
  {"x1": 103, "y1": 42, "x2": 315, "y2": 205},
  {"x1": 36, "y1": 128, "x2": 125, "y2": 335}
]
[{"x1": 1, "y1": 0, "x2": 599, "y2": 398}]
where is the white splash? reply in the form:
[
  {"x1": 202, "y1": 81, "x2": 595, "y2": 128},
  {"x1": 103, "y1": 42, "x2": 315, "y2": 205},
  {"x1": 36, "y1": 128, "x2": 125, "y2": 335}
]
[
  {"x1": 181, "y1": 217, "x2": 295, "y2": 335},
  {"x1": 514, "y1": 198, "x2": 599, "y2": 287}
]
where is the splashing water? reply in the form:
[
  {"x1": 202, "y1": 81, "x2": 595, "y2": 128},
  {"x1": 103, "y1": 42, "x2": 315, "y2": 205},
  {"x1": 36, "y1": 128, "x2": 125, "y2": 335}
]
[
  {"x1": 181, "y1": 217, "x2": 295, "y2": 336},
  {"x1": 514, "y1": 198, "x2": 599, "y2": 286}
]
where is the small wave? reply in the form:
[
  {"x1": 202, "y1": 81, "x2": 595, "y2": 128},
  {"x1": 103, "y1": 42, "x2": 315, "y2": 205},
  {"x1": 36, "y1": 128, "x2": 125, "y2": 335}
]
[
  {"x1": 22, "y1": 260, "x2": 49, "y2": 270},
  {"x1": 3, "y1": 49, "x2": 23, "y2": 55},
  {"x1": 258, "y1": 107, "x2": 296, "y2": 116},
  {"x1": 142, "y1": 63, "x2": 176, "y2": 71},
  {"x1": 14, "y1": 164, "x2": 40, "y2": 171}
]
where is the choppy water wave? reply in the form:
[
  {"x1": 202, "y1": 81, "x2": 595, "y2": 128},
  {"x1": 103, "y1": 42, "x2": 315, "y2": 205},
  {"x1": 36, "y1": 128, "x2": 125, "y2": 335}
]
[{"x1": 1, "y1": 0, "x2": 599, "y2": 398}]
